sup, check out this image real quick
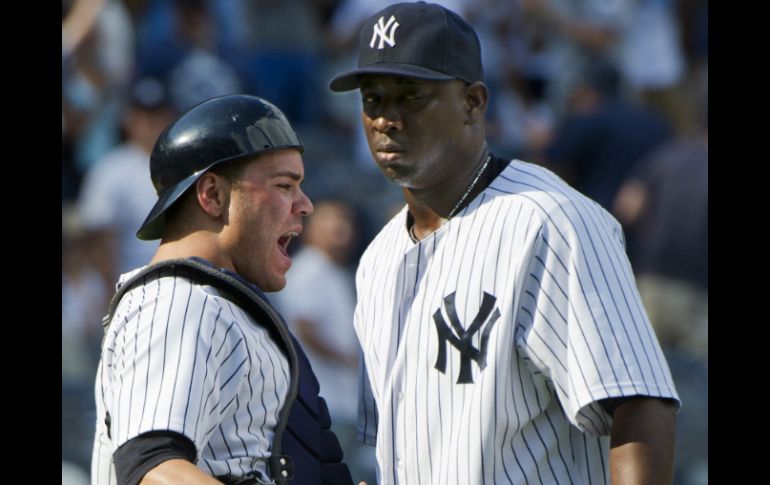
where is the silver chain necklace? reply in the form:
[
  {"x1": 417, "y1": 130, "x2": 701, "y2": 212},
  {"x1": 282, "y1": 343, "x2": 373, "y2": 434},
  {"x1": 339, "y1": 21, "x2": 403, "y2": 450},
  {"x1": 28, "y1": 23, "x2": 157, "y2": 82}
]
[
  {"x1": 447, "y1": 154, "x2": 492, "y2": 219},
  {"x1": 409, "y1": 154, "x2": 492, "y2": 242}
]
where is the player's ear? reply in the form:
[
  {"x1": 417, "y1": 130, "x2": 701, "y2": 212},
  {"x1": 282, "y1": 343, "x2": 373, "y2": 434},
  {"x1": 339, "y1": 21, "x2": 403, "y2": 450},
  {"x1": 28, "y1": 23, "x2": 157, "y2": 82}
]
[
  {"x1": 195, "y1": 172, "x2": 231, "y2": 218},
  {"x1": 463, "y1": 81, "x2": 488, "y2": 125}
]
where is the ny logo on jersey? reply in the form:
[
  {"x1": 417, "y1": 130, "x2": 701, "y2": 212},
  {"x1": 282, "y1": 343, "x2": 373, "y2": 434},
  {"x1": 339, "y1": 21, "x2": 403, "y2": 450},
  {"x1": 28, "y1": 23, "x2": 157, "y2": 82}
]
[
  {"x1": 370, "y1": 15, "x2": 400, "y2": 49},
  {"x1": 433, "y1": 292, "x2": 500, "y2": 384}
]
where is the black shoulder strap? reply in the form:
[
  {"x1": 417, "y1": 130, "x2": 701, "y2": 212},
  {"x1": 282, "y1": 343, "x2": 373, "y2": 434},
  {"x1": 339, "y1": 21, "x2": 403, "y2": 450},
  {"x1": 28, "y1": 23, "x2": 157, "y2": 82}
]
[{"x1": 102, "y1": 258, "x2": 297, "y2": 484}]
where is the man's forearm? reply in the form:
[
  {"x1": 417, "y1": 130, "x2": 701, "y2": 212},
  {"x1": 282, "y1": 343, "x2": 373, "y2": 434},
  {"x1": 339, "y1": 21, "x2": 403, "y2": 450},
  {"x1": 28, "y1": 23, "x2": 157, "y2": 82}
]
[
  {"x1": 610, "y1": 397, "x2": 677, "y2": 484},
  {"x1": 140, "y1": 459, "x2": 224, "y2": 485}
]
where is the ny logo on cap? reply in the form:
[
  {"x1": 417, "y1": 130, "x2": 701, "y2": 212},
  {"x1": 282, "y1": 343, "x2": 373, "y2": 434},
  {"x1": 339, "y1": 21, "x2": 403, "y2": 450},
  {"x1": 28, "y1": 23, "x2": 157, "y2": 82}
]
[
  {"x1": 370, "y1": 15, "x2": 399, "y2": 49},
  {"x1": 433, "y1": 292, "x2": 500, "y2": 384}
]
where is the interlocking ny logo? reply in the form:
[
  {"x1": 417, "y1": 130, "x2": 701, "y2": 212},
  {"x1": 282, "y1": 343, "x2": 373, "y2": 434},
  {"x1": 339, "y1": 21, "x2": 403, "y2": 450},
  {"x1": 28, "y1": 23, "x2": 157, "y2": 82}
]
[
  {"x1": 370, "y1": 15, "x2": 400, "y2": 49},
  {"x1": 434, "y1": 292, "x2": 500, "y2": 384}
]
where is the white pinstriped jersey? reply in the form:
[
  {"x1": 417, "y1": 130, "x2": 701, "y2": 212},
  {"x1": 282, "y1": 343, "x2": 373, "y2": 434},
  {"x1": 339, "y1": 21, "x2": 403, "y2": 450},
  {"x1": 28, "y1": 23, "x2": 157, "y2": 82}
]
[
  {"x1": 354, "y1": 159, "x2": 680, "y2": 485},
  {"x1": 92, "y1": 266, "x2": 290, "y2": 484}
]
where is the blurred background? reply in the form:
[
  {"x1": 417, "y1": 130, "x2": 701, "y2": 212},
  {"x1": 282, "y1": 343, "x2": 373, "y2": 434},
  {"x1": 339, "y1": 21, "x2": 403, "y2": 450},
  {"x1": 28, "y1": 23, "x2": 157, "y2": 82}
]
[{"x1": 62, "y1": 0, "x2": 707, "y2": 483}]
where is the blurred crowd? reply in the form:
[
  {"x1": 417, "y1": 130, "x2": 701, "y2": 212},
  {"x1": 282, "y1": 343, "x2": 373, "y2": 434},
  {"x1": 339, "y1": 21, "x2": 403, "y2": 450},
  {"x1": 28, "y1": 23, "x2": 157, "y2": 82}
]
[{"x1": 62, "y1": 0, "x2": 707, "y2": 484}]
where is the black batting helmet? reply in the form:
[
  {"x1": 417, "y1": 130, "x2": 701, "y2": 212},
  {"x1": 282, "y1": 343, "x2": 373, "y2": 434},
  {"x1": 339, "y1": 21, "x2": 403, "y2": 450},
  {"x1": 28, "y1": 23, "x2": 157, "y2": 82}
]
[{"x1": 136, "y1": 94, "x2": 304, "y2": 240}]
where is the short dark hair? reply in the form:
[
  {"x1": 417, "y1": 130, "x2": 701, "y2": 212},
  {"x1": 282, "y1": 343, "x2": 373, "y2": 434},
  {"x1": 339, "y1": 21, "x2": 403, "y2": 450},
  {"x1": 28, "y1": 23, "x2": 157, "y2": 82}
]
[
  {"x1": 162, "y1": 156, "x2": 256, "y2": 233},
  {"x1": 209, "y1": 156, "x2": 255, "y2": 183}
]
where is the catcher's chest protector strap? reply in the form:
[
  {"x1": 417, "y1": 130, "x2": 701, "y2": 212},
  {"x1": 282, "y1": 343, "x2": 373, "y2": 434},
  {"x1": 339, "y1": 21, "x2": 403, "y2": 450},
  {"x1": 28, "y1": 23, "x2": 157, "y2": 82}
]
[{"x1": 102, "y1": 258, "x2": 298, "y2": 484}]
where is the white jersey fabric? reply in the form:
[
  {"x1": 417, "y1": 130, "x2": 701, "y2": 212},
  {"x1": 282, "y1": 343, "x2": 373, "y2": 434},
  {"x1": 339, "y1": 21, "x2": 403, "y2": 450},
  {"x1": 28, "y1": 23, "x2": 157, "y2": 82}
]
[
  {"x1": 354, "y1": 159, "x2": 679, "y2": 485},
  {"x1": 92, "y1": 266, "x2": 290, "y2": 484}
]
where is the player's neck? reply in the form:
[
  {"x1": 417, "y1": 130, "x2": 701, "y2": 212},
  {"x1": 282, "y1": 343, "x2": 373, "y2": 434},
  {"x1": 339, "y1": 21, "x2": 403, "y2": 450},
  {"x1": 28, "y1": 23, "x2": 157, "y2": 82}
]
[
  {"x1": 404, "y1": 189, "x2": 444, "y2": 241},
  {"x1": 151, "y1": 231, "x2": 234, "y2": 271},
  {"x1": 410, "y1": 146, "x2": 490, "y2": 220}
]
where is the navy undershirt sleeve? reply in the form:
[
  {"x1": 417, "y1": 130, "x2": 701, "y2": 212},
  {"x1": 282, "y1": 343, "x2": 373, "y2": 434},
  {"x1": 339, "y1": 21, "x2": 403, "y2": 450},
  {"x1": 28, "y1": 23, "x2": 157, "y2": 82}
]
[{"x1": 113, "y1": 430, "x2": 197, "y2": 485}]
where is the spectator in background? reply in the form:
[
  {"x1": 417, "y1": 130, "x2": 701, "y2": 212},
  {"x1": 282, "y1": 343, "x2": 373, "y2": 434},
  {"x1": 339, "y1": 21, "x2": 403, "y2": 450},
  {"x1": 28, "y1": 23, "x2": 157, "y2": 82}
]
[
  {"x1": 214, "y1": 0, "x2": 327, "y2": 125},
  {"x1": 518, "y1": 0, "x2": 626, "y2": 118},
  {"x1": 543, "y1": 57, "x2": 671, "y2": 262},
  {"x1": 272, "y1": 200, "x2": 377, "y2": 484},
  {"x1": 133, "y1": 0, "x2": 205, "y2": 79},
  {"x1": 520, "y1": 0, "x2": 695, "y2": 136},
  {"x1": 613, "y1": 122, "x2": 708, "y2": 363},
  {"x1": 62, "y1": 205, "x2": 110, "y2": 470},
  {"x1": 616, "y1": 0, "x2": 692, "y2": 136},
  {"x1": 165, "y1": 0, "x2": 243, "y2": 113},
  {"x1": 77, "y1": 77, "x2": 176, "y2": 285},
  {"x1": 62, "y1": 206, "x2": 109, "y2": 383},
  {"x1": 132, "y1": 0, "x2": 242, "y2": 113},
  {"x1": 464, "y1": 0, "x2": 557, "y2": 161},
  {"x1": 613, "y1": 109, "x2": 708, "y2": 485},
  {"x1": 167, "y1": 48, "x2": 242, "y2": 113},
  {"x1": 62, "y1": 0, "x2": 134, "y2": 199}
]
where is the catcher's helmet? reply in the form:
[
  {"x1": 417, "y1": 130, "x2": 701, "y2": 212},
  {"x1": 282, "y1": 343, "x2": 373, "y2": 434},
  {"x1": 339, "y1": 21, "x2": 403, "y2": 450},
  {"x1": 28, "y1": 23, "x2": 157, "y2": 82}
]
[{"x1": 136, "y1": 95, "x2": 303, "y2": 240}]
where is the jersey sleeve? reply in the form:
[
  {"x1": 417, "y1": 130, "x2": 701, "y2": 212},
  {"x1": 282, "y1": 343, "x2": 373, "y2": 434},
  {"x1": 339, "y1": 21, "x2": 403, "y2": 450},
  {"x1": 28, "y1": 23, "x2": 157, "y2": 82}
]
[
  {"x1": 353, "y1": 263, "x2": 378, "y2": 446},
  {"x1": 356, "y1": 356, "x2": 378, "y2": 446},
  {"x1": 106, "y1": 278, "x2": 250, "y2": 453},
  {"x1": 515, "y1": 200, "x2": 679, "y2": 436}
]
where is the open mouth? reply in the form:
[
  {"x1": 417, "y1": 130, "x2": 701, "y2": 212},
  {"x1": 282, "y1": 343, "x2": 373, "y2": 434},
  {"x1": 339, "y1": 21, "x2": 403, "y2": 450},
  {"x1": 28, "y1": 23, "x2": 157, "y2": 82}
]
[{"x1": 278, "y1": 232, "x2": 298, "y2": 256}]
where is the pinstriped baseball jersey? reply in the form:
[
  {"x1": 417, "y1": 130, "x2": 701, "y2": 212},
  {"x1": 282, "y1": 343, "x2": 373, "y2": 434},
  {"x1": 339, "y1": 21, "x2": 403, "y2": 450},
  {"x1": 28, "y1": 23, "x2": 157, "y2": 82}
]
[
  {"x1": 354, "y1": 159, "x2": 680, "y2": 485},
  {"x1": 91, "y1": 265, "x2": 290, "y2": 484}
]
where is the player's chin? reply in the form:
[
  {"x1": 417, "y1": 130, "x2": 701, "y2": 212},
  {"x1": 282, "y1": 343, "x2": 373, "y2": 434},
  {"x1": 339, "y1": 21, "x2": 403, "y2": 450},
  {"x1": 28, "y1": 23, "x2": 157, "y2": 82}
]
[
  {"x1": 261, "y1": 272, "x2": 287, "y2": 293},
  {"x1": 267, "y1": 257, "x2": 291, "y2": 291},
  {"x1": 380, "y1": 165, "x2": 417, "y2": 186}
]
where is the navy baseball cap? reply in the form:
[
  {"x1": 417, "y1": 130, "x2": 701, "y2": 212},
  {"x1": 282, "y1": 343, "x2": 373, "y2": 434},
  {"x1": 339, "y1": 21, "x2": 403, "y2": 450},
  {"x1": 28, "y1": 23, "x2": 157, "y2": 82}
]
[{"x1": 329, "y1": 1, "x2": 483, "y2": 92}]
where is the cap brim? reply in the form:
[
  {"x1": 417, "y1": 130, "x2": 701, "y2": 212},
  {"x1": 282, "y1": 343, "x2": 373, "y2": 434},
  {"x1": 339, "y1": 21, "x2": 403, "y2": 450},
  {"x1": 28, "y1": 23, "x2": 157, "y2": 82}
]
[
  {"x1": 329, "y1": 63, "x2": 457, "y2": 91},
  {"x1": 136, "y1": 170, "x2": 202, "y2": 240}
]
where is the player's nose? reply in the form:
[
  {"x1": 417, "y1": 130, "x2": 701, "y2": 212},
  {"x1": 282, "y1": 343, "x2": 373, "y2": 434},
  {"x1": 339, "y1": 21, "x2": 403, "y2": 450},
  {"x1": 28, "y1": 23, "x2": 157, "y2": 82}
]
[
  {"x1": 372, "y1": 114, "x2": 401, "y2": 133},
  {"x1": 295, "y1": 188, "x2": 313, "y2": 217},
  {"x1": 370, "y1": 102, "x2": 403, "y2": 133}
]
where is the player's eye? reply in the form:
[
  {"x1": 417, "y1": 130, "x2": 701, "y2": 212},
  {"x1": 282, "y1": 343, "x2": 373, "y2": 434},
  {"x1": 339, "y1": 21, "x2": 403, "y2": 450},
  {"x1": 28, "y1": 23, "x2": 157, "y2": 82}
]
[{"x1": 362, "y1": 93, "x2": 380, "y2": 105}]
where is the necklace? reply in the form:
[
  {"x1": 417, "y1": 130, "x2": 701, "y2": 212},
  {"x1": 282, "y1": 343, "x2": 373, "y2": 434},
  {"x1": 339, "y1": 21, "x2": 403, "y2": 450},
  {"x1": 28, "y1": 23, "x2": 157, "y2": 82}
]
[
  {"x1": 409, "y1": 154, "x2": 492, "y2": 242},
  {"x1": 447, "y1": 154, "x2": 492, "y2": 219}
]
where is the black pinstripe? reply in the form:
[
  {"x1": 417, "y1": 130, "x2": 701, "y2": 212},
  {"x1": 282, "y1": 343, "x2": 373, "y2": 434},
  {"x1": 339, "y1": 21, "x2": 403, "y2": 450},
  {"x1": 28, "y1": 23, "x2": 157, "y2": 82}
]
[
  {"x1": 352, "y1": 159, "x2": 678, "y2": 485},
  {"x1": 182, "y1": 293, "x2": 208, "y2": 436},
  {"x1": 505, "y1": 165, "x2": 673, "y2": 389},
  {"x1": 193, "y1": 307, "x2": 223, "y2": 438},
  {"x1": 167, "y1": 281, "x2": 194, "y2": 428},
  {"x1": 138, "y1": 273, "x2": 161, "y2": 431},
  {"x1": 93, "y1": 268, "x2": 291, "y2": 483},
  {"x1": 151, "y1": 270, "x2": 177, "y2": 427}
]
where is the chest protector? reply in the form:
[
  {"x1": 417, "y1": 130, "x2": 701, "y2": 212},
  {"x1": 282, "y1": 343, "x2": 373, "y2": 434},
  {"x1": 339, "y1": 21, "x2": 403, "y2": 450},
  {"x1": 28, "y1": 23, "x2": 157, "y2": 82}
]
[{"x1": 102, "y1": 258, "x2": 354, "y2": 485}]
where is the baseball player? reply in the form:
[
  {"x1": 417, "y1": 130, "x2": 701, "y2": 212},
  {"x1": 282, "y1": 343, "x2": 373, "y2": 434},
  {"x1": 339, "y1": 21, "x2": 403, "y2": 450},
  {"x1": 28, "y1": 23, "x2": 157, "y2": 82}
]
[
  {"x1": 91, "y1": 95, "x2": 357, "y2": 485},
  {"x1": 329, "y1": 2, "x2": 680, "y2": 484}
]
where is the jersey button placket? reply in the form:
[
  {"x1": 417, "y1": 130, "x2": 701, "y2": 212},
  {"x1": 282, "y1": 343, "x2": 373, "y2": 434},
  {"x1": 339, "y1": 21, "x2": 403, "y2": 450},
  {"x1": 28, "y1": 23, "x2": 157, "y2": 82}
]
[{"x1": 403, "y1": 249, "x2": 420, "y2": 306}]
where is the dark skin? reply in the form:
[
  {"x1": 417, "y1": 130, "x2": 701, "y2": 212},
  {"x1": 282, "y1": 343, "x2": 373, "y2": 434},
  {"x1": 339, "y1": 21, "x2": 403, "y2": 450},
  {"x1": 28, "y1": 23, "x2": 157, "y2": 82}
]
[
  {"x1": 360, "y1": 75, "x2": 489, "y2": 218},
  {"x1": 359, "y1": 73, "x2": 677, "y2": 484},
  {"x1": 611, "y1": 397, "x2": 677, "y2": 484}
]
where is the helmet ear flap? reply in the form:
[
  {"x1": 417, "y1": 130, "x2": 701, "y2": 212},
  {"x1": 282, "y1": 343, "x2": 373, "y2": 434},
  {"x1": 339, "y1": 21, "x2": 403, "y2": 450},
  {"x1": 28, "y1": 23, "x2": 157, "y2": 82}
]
[{"x1": 136, "y1": 95, "x2": 303, "y2": 240}]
